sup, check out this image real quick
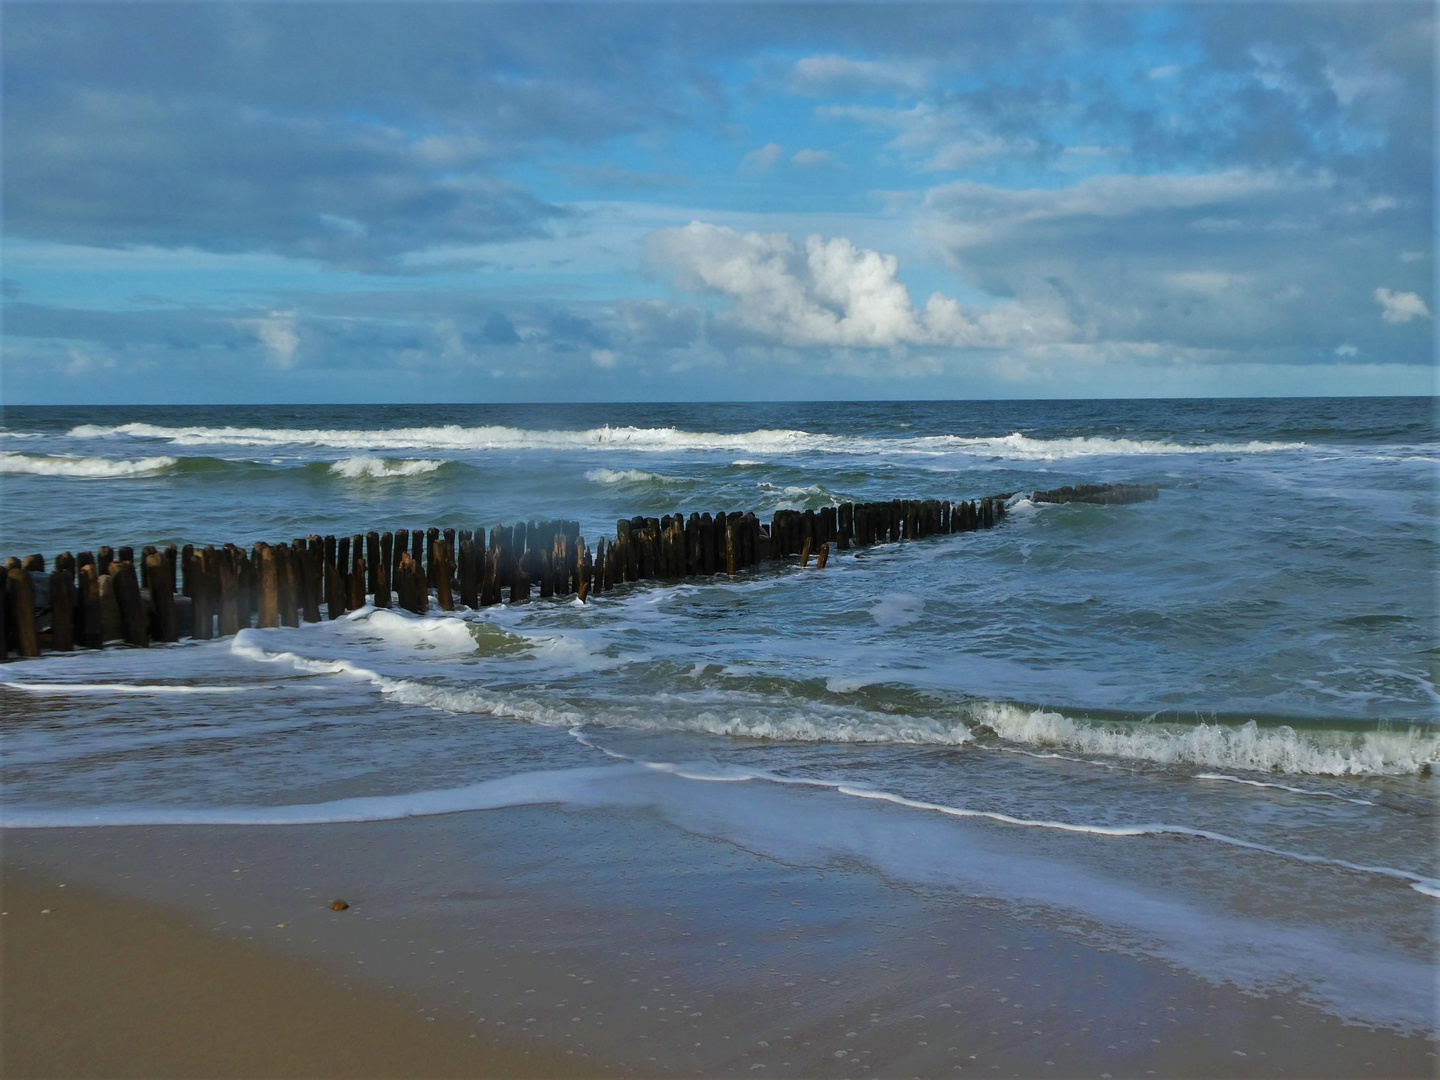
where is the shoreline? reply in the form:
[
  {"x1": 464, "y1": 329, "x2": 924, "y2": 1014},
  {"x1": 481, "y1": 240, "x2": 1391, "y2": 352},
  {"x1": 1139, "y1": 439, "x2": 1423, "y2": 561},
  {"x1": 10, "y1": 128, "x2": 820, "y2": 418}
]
[{"x1": 4, "y1": 807, "x2": 1435, "y2": 1079}]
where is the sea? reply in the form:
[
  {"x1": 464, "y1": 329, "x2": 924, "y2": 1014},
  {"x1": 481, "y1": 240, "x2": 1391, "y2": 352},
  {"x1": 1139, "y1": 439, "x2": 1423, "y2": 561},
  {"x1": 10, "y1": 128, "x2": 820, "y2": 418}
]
[{"x1": 1, "y1": 397, "x2": 1436, "y2": 1035}]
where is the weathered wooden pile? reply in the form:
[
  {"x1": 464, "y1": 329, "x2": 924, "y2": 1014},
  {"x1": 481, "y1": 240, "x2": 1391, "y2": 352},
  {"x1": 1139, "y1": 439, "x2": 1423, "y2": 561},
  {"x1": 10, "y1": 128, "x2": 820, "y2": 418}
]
[{"x1": 0, "y1": 483, "x2": 1153, "y2": 660}]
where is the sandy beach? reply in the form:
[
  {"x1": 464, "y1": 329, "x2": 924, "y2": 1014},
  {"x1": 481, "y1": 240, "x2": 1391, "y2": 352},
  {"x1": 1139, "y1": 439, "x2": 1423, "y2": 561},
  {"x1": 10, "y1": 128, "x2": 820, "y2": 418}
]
[{"x1": 4, "y1": 805, "x2": 1433, "y2": 1078}]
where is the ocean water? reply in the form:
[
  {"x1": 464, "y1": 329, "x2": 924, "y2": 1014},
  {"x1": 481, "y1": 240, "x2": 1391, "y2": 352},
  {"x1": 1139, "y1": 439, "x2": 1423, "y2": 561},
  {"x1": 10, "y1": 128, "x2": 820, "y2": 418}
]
[{"x1": 1, "y1": 398, "x2": 1436, "y2": 1034}]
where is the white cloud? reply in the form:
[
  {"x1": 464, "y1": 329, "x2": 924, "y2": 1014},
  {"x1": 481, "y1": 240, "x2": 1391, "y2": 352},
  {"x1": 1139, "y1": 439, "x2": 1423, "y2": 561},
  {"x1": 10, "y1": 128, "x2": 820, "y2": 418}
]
[
  {"x1": 739, "y1": 142, "x2": 784, "y2": 173},
  {"x1": 246, "y1": 311, "x2": 300, "y2": 368},
  {"x1": 1148, "y1": 64, "x2": 1180, "y2": 80},
  {"x1": 1400, "y1": 250, "x2": 1427, "y2": 264},
  {"x1": 1334, "y1": 343, "x2": 1359, "y2": 357},
  {"x1": 1374, "y1": 288, "x2": 1431, "y2": 324},
  {"x1": 791, "y1": 148, "x2": 839, "y2": 170},
  {"x1": 591, "y1": 348, "x2": 619, "y2": 368},
  {"x1": 790, "y1": 55, "x2": 926, "y2": 96},
  {"x1": 647, "y1": 221, "x2": 1067, "y2": 350}
]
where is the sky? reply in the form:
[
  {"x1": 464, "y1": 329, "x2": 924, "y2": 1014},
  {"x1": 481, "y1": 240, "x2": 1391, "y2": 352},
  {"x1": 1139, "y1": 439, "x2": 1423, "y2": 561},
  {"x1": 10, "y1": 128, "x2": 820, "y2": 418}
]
[{"x1": 1, "y1": 2, "x2": 1434, "y2": 405}]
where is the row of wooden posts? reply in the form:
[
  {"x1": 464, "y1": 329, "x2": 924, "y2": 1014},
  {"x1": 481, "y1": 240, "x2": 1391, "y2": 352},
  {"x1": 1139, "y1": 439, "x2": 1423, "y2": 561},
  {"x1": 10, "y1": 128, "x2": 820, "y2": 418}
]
[{"x1": 0, "y1": 483, "x2": 1157, "y2": 661}]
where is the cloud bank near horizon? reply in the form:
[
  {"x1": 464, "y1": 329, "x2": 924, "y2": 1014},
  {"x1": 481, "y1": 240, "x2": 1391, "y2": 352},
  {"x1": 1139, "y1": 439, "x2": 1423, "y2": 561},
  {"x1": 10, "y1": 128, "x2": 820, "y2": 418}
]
[{"x1": 2, "y1": 3, "x2": 1433, "y2": 403}]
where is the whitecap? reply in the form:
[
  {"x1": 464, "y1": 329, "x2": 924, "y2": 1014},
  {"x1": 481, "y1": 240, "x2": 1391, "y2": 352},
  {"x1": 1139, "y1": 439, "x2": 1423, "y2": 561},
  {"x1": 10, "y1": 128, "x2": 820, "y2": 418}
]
[
  {"x1": 973, "y1": 702, "x2": 1438, "y2": 777},
  {"x1": 584, "y1": 467, "x2": 667, "y2": 484},
  {"x1": 0, "y1": 452, "x2": 176, "y2": 478},
  {"x1": 328, "y1": 455, "x2": 444, "y2": 479}
]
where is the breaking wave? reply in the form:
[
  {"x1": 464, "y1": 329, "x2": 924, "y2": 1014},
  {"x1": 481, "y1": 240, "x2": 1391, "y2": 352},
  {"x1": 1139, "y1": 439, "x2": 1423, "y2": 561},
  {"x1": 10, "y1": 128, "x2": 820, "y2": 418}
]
[
  {"x1": 328, "y1": 455, "x2": 444, "y2": 479},
  {"x1": 584, "y1": 467, "x2": 668, "y2": 484},
  {"x1": 0, "y1": 452, "x2": 176, "y2": 478},
  {"x1": 972, "y1": 702, "x2": 1438, "y2": 778}
]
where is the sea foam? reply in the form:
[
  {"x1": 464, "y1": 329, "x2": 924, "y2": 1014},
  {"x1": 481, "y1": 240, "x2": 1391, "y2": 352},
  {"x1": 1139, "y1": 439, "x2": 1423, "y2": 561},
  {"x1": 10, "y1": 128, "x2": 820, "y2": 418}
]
[
  {"x1": 328, "y1": 455, "x2": 444, "y2": 479},
  {"x1": 62, "y1": 421, "x2": 1308, "y2": 461},
  {"x1": 0, "y1": 451, "x2": 176, "y2": 478},
  {"x1": 973, "y1": 702, "x2": 1439, "y2": 777}
]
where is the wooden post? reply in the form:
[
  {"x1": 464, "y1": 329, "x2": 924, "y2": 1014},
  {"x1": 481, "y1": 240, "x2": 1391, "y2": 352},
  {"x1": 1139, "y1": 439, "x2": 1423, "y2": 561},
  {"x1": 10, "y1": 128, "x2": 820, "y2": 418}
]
[
  {"x1": 337, "y1": 535, "x2": 352, "y2": 609},
  {"x1": 0, "y1": 575, "x2": 8, "y2": 659},
  {"x1": 393, "y1": 529, "x2": 409, "y2": 585},
  {"x1": 401, "y1": 553, "x2": 429, "y2": 615},
  {"x1": 145, "y1": 552, "x2": 178, "y2": 642},
  {"x1": 458, "y1": 532, "x2": 477, "y2": 608},
  {"x1": 510, "y1": 549, "x2": 530, "y2": 603},
  {"x1": 815, "y1": 542, "x2": 830, "y2": 570},
  {"x1": 297, "y1": 538, "x2": 320, "y2": 623},
  {"x1": 22, "y1": 554, "x2": 44, "y2": 572},
  {"x1": 724, "y1": 517, "x2": 737, "y2": 576},
  {"x1": 77, "y1": 563, "x2": 103, "y2": 648},
  {"x1": 376, "y1": 532, "x2": 393, "y2": 609},
  {"x1": 257, "y1": 544, "x2": 280, "y2": 628},
  {"x1": 217, "y1": 549, "x2": 242, "y2": 636},
  {"x1": 49, "y1": 569, "x2": 74, "y2": 652},
  {"x1": 6, "y1": 567, "x2": 39, "y2": 657},
  {"x1": 367, "y1": 532, "x2": 381, "y2": 596},
  {"x1": 482, "y1": 545, "x2": 501, "y2": 606},
  {"x1": 349, "y1": 544, "x2": 367, "y2": 610},
  {"x1": 98, "y1": 546, "x2": 115, "y2": 577},
  {"x1": 800, "y1": 538, "x2": 813, "y2": 568},
  {"x1": 98, "y1": 571, "x2": 124, "y2": 644},
  {"x1": 425, "y1": 528, "x2": 440, "y2": 588},
  {"x1": 113, "y1": 561, "x2": 149, "y2": 647},
  {"x1": 189, "y1": 548, "x2": 214, "y2": 640},
  {"x1": 277, "y1": 543, "x2": 299, "y2": 628},
  {"x1": 434, "y1": 540, "x2": 454, "y2": 611}
]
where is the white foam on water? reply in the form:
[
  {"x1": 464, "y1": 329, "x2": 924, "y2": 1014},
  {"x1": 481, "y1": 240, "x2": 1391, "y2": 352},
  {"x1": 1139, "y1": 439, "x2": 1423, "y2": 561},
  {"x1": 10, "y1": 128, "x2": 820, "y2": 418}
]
[
  {"x1": 974, "y1": 701, "x2": 1439, "y2": 777},
  {"x1": 328, "y1": 455, "x2": 444, "y2": 479},
  {"x1": 869, "y1": 593, "x2": 925, "y2": 628},
  {"x1": 0, "y1": 452, "x2": 176, "y2": 478},
  {"x1": 346, "y1": 608, "x2": 480, "y2": 655},
  {"x1": 62, "y1": 421, "x2": 1310, "y2": 461},
  {"x1": 1195, "y1": 772, "x2": 1375, "y2": 806},
  {"x1": 584, "y1": 467, "x2": 668, "y2": 484}
]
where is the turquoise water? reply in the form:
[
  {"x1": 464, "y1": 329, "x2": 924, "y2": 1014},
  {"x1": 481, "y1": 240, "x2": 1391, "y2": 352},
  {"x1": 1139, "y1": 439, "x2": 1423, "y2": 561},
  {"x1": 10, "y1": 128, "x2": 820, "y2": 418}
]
[{"x1": 1, "y1": 397, "x2": 1436, "y2": 1032}]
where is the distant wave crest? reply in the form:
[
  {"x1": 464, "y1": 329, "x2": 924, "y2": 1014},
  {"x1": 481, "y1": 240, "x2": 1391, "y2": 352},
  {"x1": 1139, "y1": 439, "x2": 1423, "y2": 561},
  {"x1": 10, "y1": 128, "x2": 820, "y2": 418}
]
[{"x1": 63, "y1": 421, "x2": 1308, "y2": 460}]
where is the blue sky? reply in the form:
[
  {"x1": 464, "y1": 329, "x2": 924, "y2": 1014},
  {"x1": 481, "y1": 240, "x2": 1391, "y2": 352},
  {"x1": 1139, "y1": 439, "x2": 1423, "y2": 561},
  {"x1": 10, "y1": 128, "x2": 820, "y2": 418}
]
[{"x1": 1, "y1": 2, "x2": 1434, "y2": 404}]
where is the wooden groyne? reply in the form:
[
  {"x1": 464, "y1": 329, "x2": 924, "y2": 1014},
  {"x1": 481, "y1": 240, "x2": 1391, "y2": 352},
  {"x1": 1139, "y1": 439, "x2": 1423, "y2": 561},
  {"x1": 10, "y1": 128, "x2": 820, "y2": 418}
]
[{"x1": 0, "y1": 483, "x2": 1155, "y2": 661}]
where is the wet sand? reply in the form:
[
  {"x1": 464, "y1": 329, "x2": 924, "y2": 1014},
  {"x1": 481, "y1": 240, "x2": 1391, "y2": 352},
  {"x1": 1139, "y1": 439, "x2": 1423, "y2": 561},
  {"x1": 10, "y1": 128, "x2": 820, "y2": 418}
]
[
  {"x1": 0, "y1": 868, "x2": 585, "y2": 1079},
  {"x1": 4, "y1": 804, "x2": 1435, "y2": 1078}
]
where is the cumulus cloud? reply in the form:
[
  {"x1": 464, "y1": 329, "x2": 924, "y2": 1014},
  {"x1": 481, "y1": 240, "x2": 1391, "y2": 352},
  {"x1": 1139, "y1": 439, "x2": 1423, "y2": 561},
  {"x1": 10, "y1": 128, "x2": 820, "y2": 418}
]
[
  {"x1": 647, "y1": 222, "x2": 1066, "y2": 349},
  {"x1": 1374, "y1": 287, "x2": 1432, "y2": 323}
]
